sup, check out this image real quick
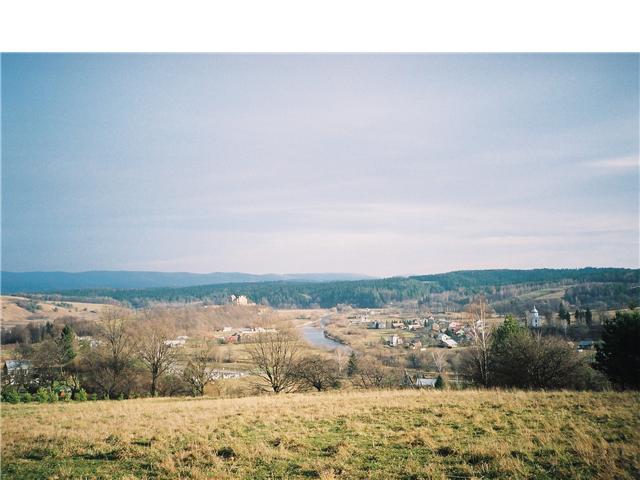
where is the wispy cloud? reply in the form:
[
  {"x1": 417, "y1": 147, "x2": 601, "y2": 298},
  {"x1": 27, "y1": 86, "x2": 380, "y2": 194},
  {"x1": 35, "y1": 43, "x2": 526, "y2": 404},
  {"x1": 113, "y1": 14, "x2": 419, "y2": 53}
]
[
  {"x1": 2, "y1": 54, "x2": 638, "y2": 274},
  {"x1": 586, "y1": 155, "x2": 638, "y2": 170}
]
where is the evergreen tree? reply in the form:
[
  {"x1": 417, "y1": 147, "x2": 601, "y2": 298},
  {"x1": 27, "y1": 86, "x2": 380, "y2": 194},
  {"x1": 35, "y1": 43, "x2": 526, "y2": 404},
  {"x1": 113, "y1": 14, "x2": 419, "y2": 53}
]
[
  {"x1": 595, "y1": 310, "x2": 640, "y2": 389},
  {"x1": 435, "y1": 375, "x2": 444, "y2": 389},
  {"x1": 575, "y1": 309, "x2": 583, "y2": 323},
  {"x1": 346, "y1": 352, "x2": 358, "y2": 377},
  {"x1": 585, "y1": 307, "x2": 593, "y2": 327},
  {"x1": 493, "y1": 315, "x2": 522, "y2": 351},
  {"x1": 56, "y1": 325, "x2": 76, "y2": 365}
]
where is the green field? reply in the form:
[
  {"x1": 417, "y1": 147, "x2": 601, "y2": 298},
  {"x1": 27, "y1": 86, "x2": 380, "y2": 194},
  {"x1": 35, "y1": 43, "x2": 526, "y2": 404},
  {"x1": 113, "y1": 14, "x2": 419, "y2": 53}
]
[{"x1": 2, "y1": 390, "x2": 639, "y2": 479}]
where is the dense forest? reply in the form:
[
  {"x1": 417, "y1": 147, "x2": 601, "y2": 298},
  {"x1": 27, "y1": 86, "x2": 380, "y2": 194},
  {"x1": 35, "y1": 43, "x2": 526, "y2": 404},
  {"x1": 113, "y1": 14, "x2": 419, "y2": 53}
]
[
  {"x1": 412, "y1": 268, "x2": 640, "y2": 290},
  {"x1": 25, "y1": 268, "x2": 640, "y2": 312}
]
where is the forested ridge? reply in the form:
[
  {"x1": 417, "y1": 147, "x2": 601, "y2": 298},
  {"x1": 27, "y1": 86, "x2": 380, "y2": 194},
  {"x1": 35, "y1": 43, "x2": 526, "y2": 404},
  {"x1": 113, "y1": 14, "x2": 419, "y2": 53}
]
[{"x1": 25, "y1": 268, "x2": 639, "y2": 310}]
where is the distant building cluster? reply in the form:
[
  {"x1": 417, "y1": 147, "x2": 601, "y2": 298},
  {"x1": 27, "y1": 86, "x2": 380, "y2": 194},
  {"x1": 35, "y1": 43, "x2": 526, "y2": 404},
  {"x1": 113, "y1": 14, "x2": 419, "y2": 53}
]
[
  {"x1": 215, "y1": 326, "x2": 277, "y2": 344},
  {"x1": 164, "y1": 335, "x2": 190, "y2": 348}
]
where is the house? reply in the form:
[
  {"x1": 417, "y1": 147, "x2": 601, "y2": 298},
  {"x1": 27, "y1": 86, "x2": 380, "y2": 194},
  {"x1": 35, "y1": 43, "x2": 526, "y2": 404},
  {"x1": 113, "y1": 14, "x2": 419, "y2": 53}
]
[
  {"x1": 441, "y1": 337, "x2": 458, "y2": 348},
  {"x1": 77, "y1": 336, "x2": 102, "y2": 348},
  {"x1": 3, "y1": 360, "x2": 32, "y2": 384},
  {"x1": 386, "y1": 334, "x2": 403, "y2": 347},
  {"x1": 391, "y1": 322, "x2": 405, "y2": 329},
  {"x1": 164, "y1": 338, "x2": 187, "y2": 348},
  {"x1": 209, "y1": 369, "x2": 248, "y2": 380},
  {"x1": 438, "y1": 333, "x2": 458, "y2": 348},
  {"x1": 230, "y1": 295, "x2": 250, "y2": 306},
  {"x1": 577, "y1": 339, "x2": 595, "y2": 350},
  {"x1": 448, "y1": 322, "x2": 462, "y2": 333},
  {"x1": 415, "y1": 377, "x2": 437, "y2": 388}
]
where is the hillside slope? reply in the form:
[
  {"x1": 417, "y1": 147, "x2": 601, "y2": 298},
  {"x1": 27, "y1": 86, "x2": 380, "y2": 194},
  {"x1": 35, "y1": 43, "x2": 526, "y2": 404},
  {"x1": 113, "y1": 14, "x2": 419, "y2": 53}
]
[
  {"x1": 31, "y1": 267, "x2": 639, "y2": 311},
  {"x1": 2, "y1": 389, "x2": 639, "y2": 479},
  {"x1": 0, "y1": 271, "x2": 375, "y2": 293}
]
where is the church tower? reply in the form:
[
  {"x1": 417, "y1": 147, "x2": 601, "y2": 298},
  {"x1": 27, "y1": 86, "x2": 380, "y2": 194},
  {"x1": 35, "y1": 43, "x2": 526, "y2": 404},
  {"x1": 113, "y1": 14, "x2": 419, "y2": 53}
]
[{"x1": 529, "y1": 305, "x2": 541, "y2": 328}]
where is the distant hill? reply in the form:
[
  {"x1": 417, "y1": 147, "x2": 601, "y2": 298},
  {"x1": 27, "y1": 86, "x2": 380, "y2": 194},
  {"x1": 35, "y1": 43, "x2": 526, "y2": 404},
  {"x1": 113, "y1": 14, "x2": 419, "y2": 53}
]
[
  {"x1": 15, "y1": 267, "x2": 639, "y2": 312},
  {"x1": 0, "y1": 271, "x2": 375, "y2": 294},
  {"x1": 410, "y1": 267, "x2": 640, "y2": 290}
]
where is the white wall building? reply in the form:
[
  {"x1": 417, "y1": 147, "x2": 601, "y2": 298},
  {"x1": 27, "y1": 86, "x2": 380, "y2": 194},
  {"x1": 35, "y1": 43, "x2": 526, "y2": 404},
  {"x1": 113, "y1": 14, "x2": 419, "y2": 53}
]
[{"x1": 529, "y1": 305, "x2": 541, "y2": 328}]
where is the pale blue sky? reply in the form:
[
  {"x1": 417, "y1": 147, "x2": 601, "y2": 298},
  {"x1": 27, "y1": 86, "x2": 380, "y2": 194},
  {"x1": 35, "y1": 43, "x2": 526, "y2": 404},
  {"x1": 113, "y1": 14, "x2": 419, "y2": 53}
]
[{"x1": 2, "y1": 54, "x2": 638, "y2": 276}]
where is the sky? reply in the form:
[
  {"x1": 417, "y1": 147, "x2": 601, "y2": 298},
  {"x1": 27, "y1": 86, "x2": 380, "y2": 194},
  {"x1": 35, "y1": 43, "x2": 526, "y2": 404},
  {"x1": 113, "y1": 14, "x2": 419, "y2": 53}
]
[{"x1": 1, "y1": 54, "x2": 639, "y2": 277}]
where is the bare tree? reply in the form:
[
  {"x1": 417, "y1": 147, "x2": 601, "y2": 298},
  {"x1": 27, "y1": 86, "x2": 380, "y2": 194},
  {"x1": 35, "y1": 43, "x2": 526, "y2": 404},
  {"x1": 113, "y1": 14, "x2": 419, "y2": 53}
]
[
  {"x1": 294, "y1": 355, "x2": 340, "y2": 391},
  {"x1": 464, "y1": 296, "x2": 493, "y2": 386},
  {"x1": 182, "y1": 349, "x2": 214, "y2": 396},
  {"x1": 247, "y1": 330, "x2": 300, "y2": 393},
  {"x1": 87, "y1": 307, "x2": 138, "y2": 398},
  {"x1": 352, "y1": 356, "x2": 397, "y2": 389},
  {"x1": 334, "y1": 348, "x2": 348, "y2": 375},
  {"x1": 431, "y1": 351, "x2": 447, "y2": 374},
  {"x1": 137, "y1": 320, "x2": 178, "y2": 397}
]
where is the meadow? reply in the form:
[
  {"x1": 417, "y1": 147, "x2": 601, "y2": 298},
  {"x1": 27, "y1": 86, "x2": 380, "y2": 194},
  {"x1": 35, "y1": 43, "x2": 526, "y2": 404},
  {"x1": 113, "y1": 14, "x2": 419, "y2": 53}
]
[{"x1": 2, "y1": 389, "x2": 639, "y2": 479}]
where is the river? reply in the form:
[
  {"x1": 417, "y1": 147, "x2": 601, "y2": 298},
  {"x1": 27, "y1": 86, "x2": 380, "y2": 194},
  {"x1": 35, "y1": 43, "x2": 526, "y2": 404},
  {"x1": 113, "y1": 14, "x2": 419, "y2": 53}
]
[{"x1": 300, "y1": 315, "x2": 351, "y2": 351}]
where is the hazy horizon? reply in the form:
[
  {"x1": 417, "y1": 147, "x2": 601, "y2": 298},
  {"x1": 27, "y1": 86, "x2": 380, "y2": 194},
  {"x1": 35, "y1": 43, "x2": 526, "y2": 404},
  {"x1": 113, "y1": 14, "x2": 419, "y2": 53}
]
[{"x1": 2, "y1": 54, "x2": 639, "y2": 277}]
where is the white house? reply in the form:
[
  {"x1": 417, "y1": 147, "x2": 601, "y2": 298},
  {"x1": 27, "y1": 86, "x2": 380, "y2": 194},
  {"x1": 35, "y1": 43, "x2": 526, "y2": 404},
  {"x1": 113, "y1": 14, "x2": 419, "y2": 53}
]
[
  {"x1": 230, "y1": 295, "x2": 250, "y2": 306},
  {"x1": 415, "y1": 378, "x2": 437, "y2": 388},
  {"x1": 164, "y1": 338, "x2": 187, "y2": 348},
  {"x1": 438, "y1": 333, "x2": 458, "y2": 348}
]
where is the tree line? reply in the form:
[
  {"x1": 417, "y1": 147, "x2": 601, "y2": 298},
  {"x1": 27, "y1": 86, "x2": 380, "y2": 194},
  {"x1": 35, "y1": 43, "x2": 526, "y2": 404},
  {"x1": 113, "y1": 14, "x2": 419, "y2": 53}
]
[{"x1": 3, "y1": 306, "x2": 638, "y2": 404}]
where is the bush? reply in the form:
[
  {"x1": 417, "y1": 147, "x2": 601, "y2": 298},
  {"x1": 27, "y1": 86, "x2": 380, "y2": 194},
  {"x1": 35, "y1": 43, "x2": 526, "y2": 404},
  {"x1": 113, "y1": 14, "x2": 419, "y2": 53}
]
[
  {"x1": 74, "y1": 388, "x2": 88, "y2": 401},
  {"x1": 492, "y1": 332, "x2": 587, "y2": 389},
  {"x1": 21, "y1": 392, "x2": 33, "y2": 403},
  {"x1": 35, "y1": 388, "x2": 51, "y2": 403},
  {"x1": 2, "y1": 387, "x2": 21, "y2": 404},
  {"x1": 435, "y1": 375, "x2": 445, "y2": 389},
  {"x1": 89, "y1": 393, "x2": 98, "y2": 401}
]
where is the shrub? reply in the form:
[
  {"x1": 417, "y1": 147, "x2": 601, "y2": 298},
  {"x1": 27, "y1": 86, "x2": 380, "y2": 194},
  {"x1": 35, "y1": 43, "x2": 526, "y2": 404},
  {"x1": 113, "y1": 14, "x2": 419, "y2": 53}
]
[
  {"x1": 89, "y1": 393, "x2": 98, "y2": 401},
  {"x1": 21, "y1": 392, "x2": 33, "y2": 403},
  {"x1": 435, "y1": 375, "x2": 445, "y2": 389},
  {"x1": 74, "y1": 389, "x2": 88, "y2": 401},
  {"x1": 2, "y1": 387, "x2": 21, "y2": 404},
  {"x1": 35, "y1": 388, "x2": 51, "y2": 403}
]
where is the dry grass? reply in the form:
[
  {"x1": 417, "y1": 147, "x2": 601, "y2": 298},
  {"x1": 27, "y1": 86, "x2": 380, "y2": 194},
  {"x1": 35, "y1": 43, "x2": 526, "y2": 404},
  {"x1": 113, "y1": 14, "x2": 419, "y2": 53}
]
[
  {"x1": 2, "y1": 389, "x2": 639, "y2": 479},
  {"x1": 1, "y1": 296, "x2": 111, "y2": 328}
]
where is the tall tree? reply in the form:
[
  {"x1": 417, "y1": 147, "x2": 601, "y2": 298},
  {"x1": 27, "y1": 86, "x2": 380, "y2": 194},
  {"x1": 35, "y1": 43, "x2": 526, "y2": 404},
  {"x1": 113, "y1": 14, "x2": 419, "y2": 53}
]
[
  {"x1": 87, "y1": 308, "x2": 138, "y2": 398},
  {"x1": 56, "y1": 325, "x2": 76, "y2": 365},
  {"x1": 464, "y1": 296, "x2": 492, "y2": 386},
  {"x1": 182, "y1": 348, "x2": 213, "y2": 396},
  {"x1": 138, "y1": 322, "x2": 178, "y2": 397},
  {"x1": 595, "y1": 310, "x2": 640, "y2": 389},
  {"x1": 294, "y1": 355, "x2": 340, "y2": 391},
  {"x1": 585, "y1": 307, "x2": 593, "y2": 327},
  {"x1": 247, "y1": 330, "x2": 300, "y2": 393},
  {"x1": 346, "y1": 352, "x2": 359, "y2": 377}
]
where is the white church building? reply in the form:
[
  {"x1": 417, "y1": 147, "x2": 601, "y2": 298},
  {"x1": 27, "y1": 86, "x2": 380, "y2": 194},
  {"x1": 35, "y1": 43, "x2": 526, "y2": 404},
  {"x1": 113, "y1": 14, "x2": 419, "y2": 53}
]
[{"x1": 528, "y1": 305, "x2": 542, "y2": 328}]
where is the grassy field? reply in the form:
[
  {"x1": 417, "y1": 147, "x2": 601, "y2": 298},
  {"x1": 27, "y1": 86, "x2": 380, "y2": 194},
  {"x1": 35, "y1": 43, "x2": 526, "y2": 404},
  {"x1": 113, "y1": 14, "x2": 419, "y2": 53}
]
[
  {"x1": 1, "y1": 390, "x2": 639, "y2": 479},
  {"x1": 0, "y1": 296, "x2": 111, "y2": 328}
]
